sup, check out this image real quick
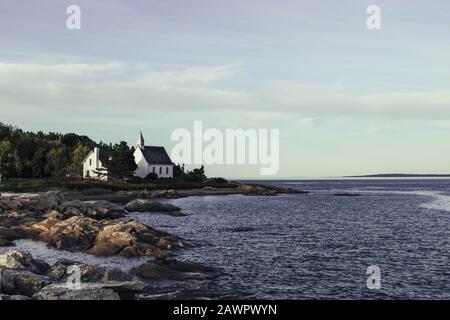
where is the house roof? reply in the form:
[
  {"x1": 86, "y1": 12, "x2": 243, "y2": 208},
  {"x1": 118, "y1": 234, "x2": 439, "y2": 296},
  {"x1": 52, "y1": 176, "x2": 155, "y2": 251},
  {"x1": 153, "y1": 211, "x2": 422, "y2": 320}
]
[
  {"x1": 98, "y1": 149, "x2": 110, "y2": 163},
  {"x1": 141, "y1": 146, "x2": 173, "y2": 165},
  {"x1": 81, "y1": 148, "x2": 110, "y2": 165}
]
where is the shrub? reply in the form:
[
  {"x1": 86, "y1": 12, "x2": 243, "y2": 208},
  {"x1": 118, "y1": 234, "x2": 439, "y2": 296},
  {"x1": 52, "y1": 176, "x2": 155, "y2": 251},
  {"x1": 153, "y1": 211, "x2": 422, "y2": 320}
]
[{"x1": 144, "y1": 172, "x2": 159, "y2": 181}]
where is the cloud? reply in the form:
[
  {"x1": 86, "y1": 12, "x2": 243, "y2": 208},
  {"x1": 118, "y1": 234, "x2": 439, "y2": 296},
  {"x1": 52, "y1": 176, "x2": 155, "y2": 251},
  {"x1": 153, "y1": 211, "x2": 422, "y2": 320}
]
[{"x1": 1, "y1": 62, "x2": 449, "y2": 125}]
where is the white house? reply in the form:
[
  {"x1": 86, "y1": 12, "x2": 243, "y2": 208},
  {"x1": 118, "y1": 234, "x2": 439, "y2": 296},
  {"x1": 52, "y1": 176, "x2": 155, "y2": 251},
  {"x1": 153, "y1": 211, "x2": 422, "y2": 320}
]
[
  {"x1": 82, "y1": 132, "x2": 174, "y2": 180},
  {"x1": 82, "y1": 147, "x2": 109, "y2": 181},
  {"x1": 134, "y1": 132, "x2": 174, "y2": 179}
]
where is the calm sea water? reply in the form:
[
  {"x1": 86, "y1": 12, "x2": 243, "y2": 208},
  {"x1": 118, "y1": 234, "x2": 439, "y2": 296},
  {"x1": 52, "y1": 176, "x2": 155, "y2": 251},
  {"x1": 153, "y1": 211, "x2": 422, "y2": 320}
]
[{"x1": 5, "y1": 179, "x2": 450, "y2": 299}]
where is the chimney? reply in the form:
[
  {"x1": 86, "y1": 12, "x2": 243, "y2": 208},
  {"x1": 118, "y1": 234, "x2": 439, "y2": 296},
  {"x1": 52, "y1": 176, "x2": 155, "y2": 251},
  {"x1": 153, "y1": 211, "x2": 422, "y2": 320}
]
[{"x1": 94, "y1": 147, "x2": 100, "y2": 165}]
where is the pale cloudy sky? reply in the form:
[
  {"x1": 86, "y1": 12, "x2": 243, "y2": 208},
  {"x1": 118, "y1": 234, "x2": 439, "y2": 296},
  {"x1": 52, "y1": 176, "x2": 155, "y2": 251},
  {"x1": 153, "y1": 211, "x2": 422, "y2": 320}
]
[{"x1": 1, "y1": 0, "x2": 450, "y2": 178}]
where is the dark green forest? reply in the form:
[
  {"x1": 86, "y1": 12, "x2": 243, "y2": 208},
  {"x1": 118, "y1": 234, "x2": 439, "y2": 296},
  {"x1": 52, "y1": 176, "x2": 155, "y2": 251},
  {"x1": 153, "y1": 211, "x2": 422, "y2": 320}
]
[
  {"x1": 0, "y1": 123, "x2": 214, "y2": 183},
  {"x1": 0, "y1": 122, "x2": 109, "y2": 178}
]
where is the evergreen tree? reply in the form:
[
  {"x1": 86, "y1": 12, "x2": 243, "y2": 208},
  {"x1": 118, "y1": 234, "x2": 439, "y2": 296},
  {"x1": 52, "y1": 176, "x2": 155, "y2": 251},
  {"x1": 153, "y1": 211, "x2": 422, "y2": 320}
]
[
  {"x1": 69, "y1": 144, "x2": 91, "y2": 175},
  {"x1": 0, "y1": 140, "x2": 16, "y2": 179},
  {"x1": 45, "y1": 145, "x2": 70, "y2": 177},
  {"x1": 102, "y1": 141, "x2": 137, "y2": 179},
  {"x1": 31, "y1": 148, "x2": 47, "y2": 178}
]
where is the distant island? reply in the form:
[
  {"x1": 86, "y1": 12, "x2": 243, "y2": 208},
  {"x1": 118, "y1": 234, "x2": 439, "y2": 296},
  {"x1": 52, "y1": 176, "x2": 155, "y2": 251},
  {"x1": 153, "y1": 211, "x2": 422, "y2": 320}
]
[{"x1": 346, "y1": 174, "x2": 450, "y2": 178}]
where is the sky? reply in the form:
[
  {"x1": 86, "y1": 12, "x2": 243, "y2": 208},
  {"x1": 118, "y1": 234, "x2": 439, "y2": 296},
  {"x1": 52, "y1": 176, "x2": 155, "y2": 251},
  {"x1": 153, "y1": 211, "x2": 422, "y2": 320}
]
[{"x1": 1, "y1": 0, "x2": 450, "y2": 178}]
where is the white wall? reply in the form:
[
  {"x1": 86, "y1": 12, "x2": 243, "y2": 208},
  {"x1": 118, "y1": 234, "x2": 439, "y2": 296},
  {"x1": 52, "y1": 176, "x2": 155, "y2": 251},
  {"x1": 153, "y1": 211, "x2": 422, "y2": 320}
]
[
  {"x1": 82, "y1": 148, "x2": 108, "y2": 181},
  {"x1": 134, "y1": 148, "x2": 174, "y2": 178}
]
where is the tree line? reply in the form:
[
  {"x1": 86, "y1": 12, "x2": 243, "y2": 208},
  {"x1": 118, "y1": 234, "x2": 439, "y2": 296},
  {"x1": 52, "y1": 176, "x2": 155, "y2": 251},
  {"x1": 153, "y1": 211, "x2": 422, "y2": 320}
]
[
  {"x1": 0, "y1": 123, "x2": 213, "y2": 182},
  {"x1": 0, "y1": 122, "x2": 107, "y2": 179}
]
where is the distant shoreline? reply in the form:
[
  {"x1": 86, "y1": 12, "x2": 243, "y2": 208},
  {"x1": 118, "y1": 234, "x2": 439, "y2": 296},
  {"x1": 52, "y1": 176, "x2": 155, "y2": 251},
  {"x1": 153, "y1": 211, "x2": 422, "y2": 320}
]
[{"x1": 344, "y1": 174, "x2": 450, "y2": 178}]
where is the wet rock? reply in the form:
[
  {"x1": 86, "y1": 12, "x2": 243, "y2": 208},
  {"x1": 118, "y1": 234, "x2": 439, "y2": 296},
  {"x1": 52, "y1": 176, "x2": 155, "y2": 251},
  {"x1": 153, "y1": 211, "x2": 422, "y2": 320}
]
[
  {"x1": 238, "y1": 184, "x2": 308, "y2": 196},
  {"x1": 0, "y1": 226, "x2": 22, "y2": 246},
  {"x1": 31, "y1": 216, "x2": 101, "y2": 251},
  {"x1": 46, "y1": 259, "x2": 105, "y2": 282},
  {"x1": 101, "y1": 269, "x2": 135, "y2": 282},
  {"x1": 0, "y1": 238, "x2": 13, "y2": 246},
  {"x1": 130, "y1": 258, "x2": 216, "y2": 281},
  {"x1": 0, "y1": 197, "x2": 23, "y2": 211},
  {"x1": 99, "y1": 281, "x2": 148, "y2": 300},
  {"x1": 0, "y1": 250, "x2": 50, "y2": 275},
  {"x1": 30, "y1": 216, "x2": 185, "y2": 257},
  {"x1": 33, "y1": 283, "x2": 120, "y2": 300},
  {"x1": 239, "y1": 184, "x2": 278, "y2": 196},
  {"x1": 0, "y1": 294, "x2": 30, "y2": 300},
  {"x1": 0, "y1": 268, "x2": 54, "y2": 297},
  {"x1": 25, "y1": 192, "x2": 64, "y2": 212},
  {"x1": 46, "y1": 259, "x2": 136, "y2": 283},
  {"x1": 0, "y1": 192, "x2": 64, "y2": 213},
  {"x1": 59, "y1": 200, "x2": 124, "y2": 220},
  {"x1": 88, "y1": 220, "x2": 185, "y2": 257},
  {"x1": 125, "y1": 199, "x2": 185, "y2": 216}
]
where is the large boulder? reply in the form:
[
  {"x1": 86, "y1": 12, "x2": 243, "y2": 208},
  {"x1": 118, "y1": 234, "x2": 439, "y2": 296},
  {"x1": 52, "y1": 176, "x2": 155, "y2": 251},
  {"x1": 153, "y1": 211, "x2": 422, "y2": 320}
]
[
  {"x1": 31, "y1": 216, "x2": 102, "y2": 251},
  {"x1": 46, "y1": 259, "x2": 106, "y2": 282},
  {"x1": 0, "y1": 192, "x2": 64, "y2": 213},
  {"x1": 239, "y1": 184, "x2": 278, "y2": 196},
  {"x1": 0, "y1": 250, "x2": 50, "y2": 275},
  {"x1": 46, "y1": 259, "x2": 135, "y2": 283},
  {"x1": 29, "y1": 216, "x2": 185, "y2": 257},
  {"x1": 125, "y1": 199, "x2": 185, "y2": 216},
  {"x1": 130, "y1": 258, "x2": 216, "y2": 281},
  {"x1": 24, "y1": 192, "x2": 64, "y2": 212},
  {"x1": 0, "y1": 268, "x2": 54, "y2": 297},
  {"x1": 88, "y1": 220, "x2": 185, "y2": 257},
  {"x1": 0, "y1": 227, "x2": 23, "y2": 246},
  {"x1": 59, "y1": 200, "x2": 124, "y2": 220},
  {"x1": 33, "y1": 283, "x2": 120, "y2": 300}
]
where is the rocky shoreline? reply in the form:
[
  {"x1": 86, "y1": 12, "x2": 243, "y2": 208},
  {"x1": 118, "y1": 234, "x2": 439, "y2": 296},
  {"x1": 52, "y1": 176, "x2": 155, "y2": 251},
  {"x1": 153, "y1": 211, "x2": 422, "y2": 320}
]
[
  {"x1": 62, "y1": 183, "x2": 305, "y2": 202},
  {"x1": 0, "y1": 183, "x2": 304, "y2": 300}
]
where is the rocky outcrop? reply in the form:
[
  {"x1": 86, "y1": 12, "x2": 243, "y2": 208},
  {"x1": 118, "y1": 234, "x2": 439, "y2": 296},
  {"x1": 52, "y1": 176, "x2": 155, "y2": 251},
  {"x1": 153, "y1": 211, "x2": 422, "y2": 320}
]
[
  {"x1": 239, "y1": 184, "x2": 308, "y2": 196},
  {"x1": 0, "y1": 269, "x2": 54, "y2": 297},
  {"x1": 30, "y1": 216, "x2": 102, "y2": 251},
  {"x1": 0, "y1": 193, "x2": 122, "y2": 222},
  {"x1": 33, "y1": 283, "x2": 121, "y2": 300},
  {"x1": 28, "y1": 216, "x2": 185, "y2": 256},
  {"x1": 122, "y1": 189, "x2": 182, "y2": 199},
  {"x1": 58, "y1": 200, "x2": 124, "y2": 220},
  {"x1": 0, "y1": 251, "x2": 149, "y2": 300},
  {"x1": 0, "y1": 294, "x2": 30, "y2": 300},
  {"x1": 0, "y1": 192, "x2": 64, "y2": 213},
  {"x1": 0, "y1": 226, "x2": 23, "y2": 246},
  {"x1": 239, "y1": 184, "x2": 278, "y2": 196},
  {"x1": 0, "y1": 251, "x2": 53, "y2": 297},
  {"x1": 130, "y1": 258, "x2": 216, "y2": 281},
  {"x1": 88, "y1": 220, "x2": 185, "y2": 256},
  {"x1": 125, "y1": 199, "x2": 186, "y2": 216},
  {"x1": 0, "y1": 250, "x2": 50, "y2": 275}
]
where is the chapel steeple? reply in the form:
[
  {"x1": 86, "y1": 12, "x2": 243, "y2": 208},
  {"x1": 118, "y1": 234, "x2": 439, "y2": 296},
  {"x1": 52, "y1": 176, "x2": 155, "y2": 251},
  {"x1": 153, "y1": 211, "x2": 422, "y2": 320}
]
[{"x1": 137, "y1": 131, "x2": 145, "y2": 149}]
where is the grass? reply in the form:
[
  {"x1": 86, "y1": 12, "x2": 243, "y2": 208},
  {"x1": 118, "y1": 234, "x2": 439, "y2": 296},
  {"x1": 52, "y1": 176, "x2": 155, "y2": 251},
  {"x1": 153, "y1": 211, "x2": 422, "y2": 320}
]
[{"x1": 0, "y1": 177, "x2": 237, "y2": 193}]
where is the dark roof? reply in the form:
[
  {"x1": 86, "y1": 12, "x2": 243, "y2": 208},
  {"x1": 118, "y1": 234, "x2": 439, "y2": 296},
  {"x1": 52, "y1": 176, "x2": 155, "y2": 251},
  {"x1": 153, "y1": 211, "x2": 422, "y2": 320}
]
[
  {"x1": 141, "y1": 146, "x2": 173, "y2": 165},
  {"x1": 81, "y1": 148, "x2": 110, "y2": 165}
]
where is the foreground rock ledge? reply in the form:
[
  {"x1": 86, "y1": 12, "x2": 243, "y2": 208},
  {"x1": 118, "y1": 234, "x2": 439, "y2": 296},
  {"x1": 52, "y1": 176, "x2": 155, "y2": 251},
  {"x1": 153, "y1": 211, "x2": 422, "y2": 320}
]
[
  {"x1": 22, "y1": 216, "x2": 186, "y2": 257},
  {"x1": 0, "y1": 250, "x2": 222, "y2": 300}
]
